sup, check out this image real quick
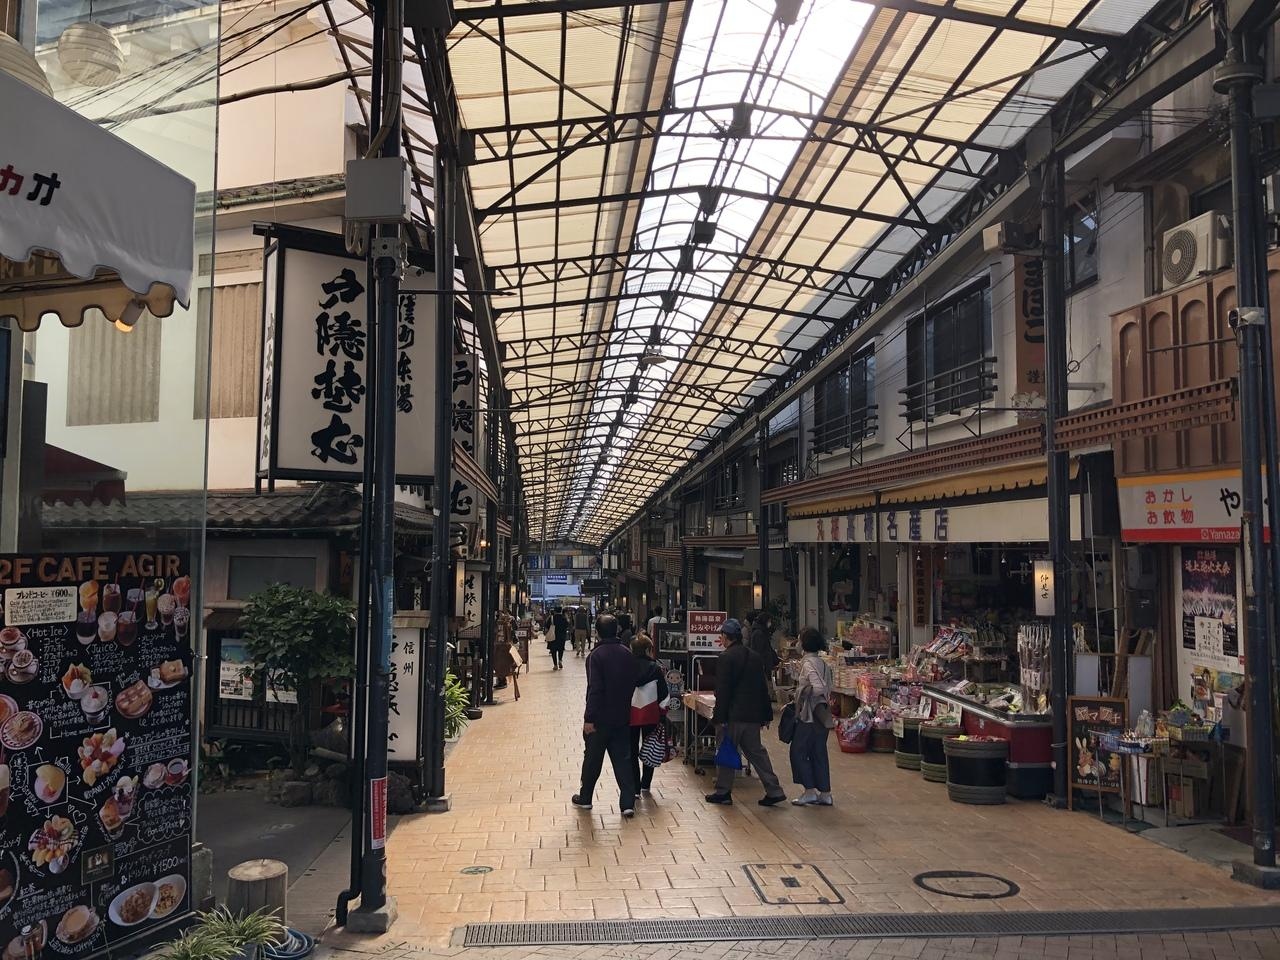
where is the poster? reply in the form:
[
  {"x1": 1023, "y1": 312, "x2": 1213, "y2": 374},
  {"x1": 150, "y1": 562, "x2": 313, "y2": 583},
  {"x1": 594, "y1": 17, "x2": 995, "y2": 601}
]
[
  {"x1": 217, "y1": 640, "x2": 253, "y2": 702},
  {"x1": 0, "y1": 552, "x2": 194, "y2": 957},
  {"x1": 1179, "y1": 547, "x2": 1241, "y2": 666},
  {"x1": 686, "y1": 611, "x2": 726, "y2": 652}
]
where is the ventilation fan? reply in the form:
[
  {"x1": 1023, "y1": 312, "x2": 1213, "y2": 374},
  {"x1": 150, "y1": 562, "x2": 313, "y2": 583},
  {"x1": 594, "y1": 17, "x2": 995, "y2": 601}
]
[{"x1": 1160, "y1": 212, "x2": 1232, "y2": 290}]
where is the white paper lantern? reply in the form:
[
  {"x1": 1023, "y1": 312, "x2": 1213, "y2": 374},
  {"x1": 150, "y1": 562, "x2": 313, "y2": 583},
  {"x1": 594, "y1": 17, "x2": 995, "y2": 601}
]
[
  {"x1": 58, "y1": 21, "x2": 123, "y2": 87},
  {"x1": 0, "y1": 31, "x2": 53, "y2": 97}
]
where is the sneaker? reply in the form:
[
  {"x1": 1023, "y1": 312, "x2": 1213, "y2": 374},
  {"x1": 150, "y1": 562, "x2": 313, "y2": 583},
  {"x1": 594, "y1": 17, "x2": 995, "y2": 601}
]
[
  {"x1": 816, "y1": 794, "x2": 834, "y2": 806},
  {"x1": 571, "y1": 795, "x2": 592, "y2": 810},
  {"x1": 704, "y1": 793, "x2": 733, "y2": 805},
  {"x1": 759, "y1": 794, "x2": 787, "y2": 807},
  {"x1": 621, "y1": 808, "x2": 635, "y2": 818}
]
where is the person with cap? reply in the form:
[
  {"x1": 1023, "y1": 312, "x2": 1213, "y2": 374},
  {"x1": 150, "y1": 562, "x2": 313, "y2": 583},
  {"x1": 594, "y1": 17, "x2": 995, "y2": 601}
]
[
  {"x1": 705, "y1": 617, "x2": 786, "y2": 807},
  {"x1": 572, "y1": 613, "x2": 638, "y2": 817}
]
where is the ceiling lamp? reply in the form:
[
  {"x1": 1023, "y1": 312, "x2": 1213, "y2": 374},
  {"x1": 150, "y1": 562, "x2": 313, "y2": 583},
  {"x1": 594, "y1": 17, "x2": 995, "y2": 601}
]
[
  {"x1": 0, "y1": 32, "x2": 53, "y2": 97},
  {"x1": 58, "y1": 21, "x2": 124, "y2": 87},
  {"x1": 639, "y1": 349, "x2": 669, "y2": 368}
]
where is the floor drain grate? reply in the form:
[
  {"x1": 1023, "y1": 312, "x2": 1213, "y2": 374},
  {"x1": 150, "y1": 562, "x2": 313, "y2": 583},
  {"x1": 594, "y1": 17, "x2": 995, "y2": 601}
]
[{"x1": 460, "y1": 906, "x2": 1280, "y2": 947}]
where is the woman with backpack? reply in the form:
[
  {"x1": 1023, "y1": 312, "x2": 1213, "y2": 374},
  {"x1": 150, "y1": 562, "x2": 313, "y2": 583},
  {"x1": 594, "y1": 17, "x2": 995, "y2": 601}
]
[
  {"x1": 629, "y1": 634, "x2": 669, "y2": 796},
  {"x1": 789, "y1": 627, "x2": 834, "y2": 806}
]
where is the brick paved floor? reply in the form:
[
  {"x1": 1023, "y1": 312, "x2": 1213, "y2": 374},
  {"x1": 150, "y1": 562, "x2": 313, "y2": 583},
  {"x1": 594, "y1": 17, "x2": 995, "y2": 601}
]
[{"x1": 314, "y1": 657, "x2": 1280, "y2": 951}]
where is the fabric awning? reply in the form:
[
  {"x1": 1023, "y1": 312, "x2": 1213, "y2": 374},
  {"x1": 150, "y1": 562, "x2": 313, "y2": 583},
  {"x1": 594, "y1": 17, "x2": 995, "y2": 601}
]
[
  {"x1": 789, "y1": 493, "x2": 877, "y2": 519},
  {"x1": 878, "y1": 460, "x2": 1078, "y2": 506},
  {"x1": 0, "y1": 70, "x2": 195, "y2": 331}
]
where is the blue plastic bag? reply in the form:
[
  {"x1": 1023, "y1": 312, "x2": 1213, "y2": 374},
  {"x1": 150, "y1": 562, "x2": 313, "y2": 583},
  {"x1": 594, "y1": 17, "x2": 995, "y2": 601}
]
[{"x1": 715, "y1": 734, "x2": 742, "y2": 770}]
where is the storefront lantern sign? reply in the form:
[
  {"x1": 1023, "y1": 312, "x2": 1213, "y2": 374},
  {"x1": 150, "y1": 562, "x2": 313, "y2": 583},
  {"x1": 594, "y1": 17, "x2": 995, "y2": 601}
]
[
  {"x1": 1033, "y1": 560, "x2": 1054, "y2": 617},
  {"x1": 256, "y1": 228, "x2": 437, "y2": 483}
]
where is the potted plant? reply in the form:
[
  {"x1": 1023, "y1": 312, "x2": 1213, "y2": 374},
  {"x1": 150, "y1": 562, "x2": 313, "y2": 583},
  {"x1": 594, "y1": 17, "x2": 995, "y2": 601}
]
[
  {"x1": 157, "y1": 907, "x2": 285, "y2": 960},
  {"x1": 241, "y1": 585, "x2": 356, "y2": 775},
  {"x1": 444, "y1": 670, "x2": 470, "y2": 741}
]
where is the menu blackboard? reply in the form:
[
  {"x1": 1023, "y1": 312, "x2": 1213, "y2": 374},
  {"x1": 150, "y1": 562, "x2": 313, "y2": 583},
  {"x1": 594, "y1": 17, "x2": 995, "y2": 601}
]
[
  {"x1": 1067, "y1": 695, "x2": 1127, "y2": 810},
  {"x1": 0, "y1": 553, "x2": 193, "y2": 959}
]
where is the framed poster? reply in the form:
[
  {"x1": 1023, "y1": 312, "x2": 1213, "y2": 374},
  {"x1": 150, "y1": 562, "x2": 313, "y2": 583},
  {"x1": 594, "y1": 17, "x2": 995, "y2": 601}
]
[
  {"x1": 0, "y1": 552, "x2": 194, "y2": 957},
  {"x1": 1067, "y1": 696, "x2": 1127, "y2": 809}
]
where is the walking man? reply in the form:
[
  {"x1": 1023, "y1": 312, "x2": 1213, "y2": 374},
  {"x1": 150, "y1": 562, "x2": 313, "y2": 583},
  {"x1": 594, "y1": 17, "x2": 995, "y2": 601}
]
[
  {"x1": 573, "y1": 614, "x2": 638, "y2": 817},
  {"x1": 705, "y1": 617, "x2": 786, "y2": 807}
]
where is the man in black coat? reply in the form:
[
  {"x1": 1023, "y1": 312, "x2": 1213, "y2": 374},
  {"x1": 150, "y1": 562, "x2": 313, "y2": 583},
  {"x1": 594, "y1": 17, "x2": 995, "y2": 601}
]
[
  {"x1": 573, "y1": 614, "x2": 637, "y2": 817},
  {"x1": 706, "y1": 617, "x2": 786, "y2": 806}
]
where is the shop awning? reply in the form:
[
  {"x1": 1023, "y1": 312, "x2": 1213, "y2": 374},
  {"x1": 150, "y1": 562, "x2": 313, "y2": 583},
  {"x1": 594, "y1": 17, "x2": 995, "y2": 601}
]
[
  {"x1": 790, "y1": 493, "x2": 877, "y2": 519},
  {"x1": 878, "y1": 461, "x2": 1072, "y2": 506},
  {"x1": 42, "y1": 444, "x2": 127, "y2": 506},
  {"x1": 0, "y1": 70, "x2": 195, "y2": 331},
  {"x1": 682, "y1": 534, "x2": 758, "y2": 549}
]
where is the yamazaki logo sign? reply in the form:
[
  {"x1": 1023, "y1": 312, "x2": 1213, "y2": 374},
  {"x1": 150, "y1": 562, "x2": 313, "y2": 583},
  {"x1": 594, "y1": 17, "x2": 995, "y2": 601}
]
[{"x1": 0, "y1": 554, "x2": 182, "y2": 586}]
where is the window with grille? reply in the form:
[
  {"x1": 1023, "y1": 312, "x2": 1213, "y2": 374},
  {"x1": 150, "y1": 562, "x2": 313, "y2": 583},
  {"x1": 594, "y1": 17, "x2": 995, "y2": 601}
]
[
  {"x1": 812, "y1": 349, "x2": 875, "y2": 452},
  {"x1": 904, "y1": 279, "x2": 993, "y2": 422},
  {"x1": 66, "y1": 314, "x2": 161, "y2": 426}
]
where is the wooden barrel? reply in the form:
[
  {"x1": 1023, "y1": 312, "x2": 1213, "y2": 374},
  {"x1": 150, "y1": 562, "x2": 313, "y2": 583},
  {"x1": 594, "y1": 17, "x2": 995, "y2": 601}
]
[
  {"x1": 870, "y1": 727, "x2": 896, "y2": 753},
  {"x1": 944, "y1": 736, "x2": 1008, "y2": 804},
  {"x1": 919, "y1": 723, "x2": 951, "y2": 783},
  {"x1": 894, "y1": 717, "x2": 922, "y2": 770}
]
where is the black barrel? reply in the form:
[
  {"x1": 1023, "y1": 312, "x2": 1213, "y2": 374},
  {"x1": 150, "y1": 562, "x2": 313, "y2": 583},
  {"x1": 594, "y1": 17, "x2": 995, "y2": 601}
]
[
  {"x1": 919, "y1": 723, "x2": 951, "y2": 783},
  {"x1": 894, "y1": 717, "x2": 922, "y2": 770},
  {"x1": 944, "y1": 736, "x2": 1008, "y2": 804}
]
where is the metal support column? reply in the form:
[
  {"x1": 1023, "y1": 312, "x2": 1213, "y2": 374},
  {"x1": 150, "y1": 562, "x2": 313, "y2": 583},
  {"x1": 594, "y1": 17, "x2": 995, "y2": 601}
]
[
  {"x1": 757, "y1": 422, "x2": 769, "y2": 612},
  {"x1": 426, "y1": 146, "x2": 457, "y2": 806},
  {"x1": 1041, "y1": 153, "x2": 1071, "y2": 808},
  {"x1": 1216, "y1": 38, "x2": 1278, "y2": 876},
  {"x1": 352, "y1": 0, "x2": 403, "y2": 926},
  {"x1": 483, "y1": 393, "x2": 499, "y2": 705}
]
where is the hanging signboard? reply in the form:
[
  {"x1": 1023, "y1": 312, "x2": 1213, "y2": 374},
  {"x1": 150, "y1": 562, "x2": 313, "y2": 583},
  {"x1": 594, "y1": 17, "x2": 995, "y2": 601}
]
[
  {"x1": 456, "y1": 571, "x2": 482, "y2": 629},
  {"x1": 1011, "y1": 255, "x2": 1046, "y2": 414},
  {"x1": 256, "y1": 225, "x2": 437, "y2": 483},
  {"x1": 1033, "y1": 560, "x2": 1054, "y2": 617},
  {"x1": 0, "y1": 551, "x2": 195, "y2": 957}
]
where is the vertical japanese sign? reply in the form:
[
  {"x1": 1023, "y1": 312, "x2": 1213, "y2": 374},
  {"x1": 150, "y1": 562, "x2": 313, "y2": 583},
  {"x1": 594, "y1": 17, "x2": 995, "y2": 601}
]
[
  {"x1": 257, "y1": 229, "x2": 436, "y2": 482},
  {"x1": 0, "y1": 552, "x2": 194, "y2": 958},
  {"x1": 386, "y1": 624, "x2": 423, "y2": 762},
  {"x1": 1012, "y1": 255, "x2": 1046, "y2": 414},
  {"x1": 455, "y1": 569, "x2": 482, "y2": 629}
]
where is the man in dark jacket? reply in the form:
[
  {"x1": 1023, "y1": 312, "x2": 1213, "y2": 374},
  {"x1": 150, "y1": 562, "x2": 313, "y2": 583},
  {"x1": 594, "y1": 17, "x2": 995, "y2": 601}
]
[
  {"x1": 573, "y1": 614, "x2": 637, "y2": 817},
  {"x1": 706, "y1": 617, "x2": 786, "y2": 806},
  {"x1": 748, "y1": 610, "x2": 779, "y2": 699}
]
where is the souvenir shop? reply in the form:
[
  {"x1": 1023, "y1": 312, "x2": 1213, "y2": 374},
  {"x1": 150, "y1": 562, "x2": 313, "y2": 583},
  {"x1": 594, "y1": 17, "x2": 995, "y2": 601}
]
[{"x1": 784, "y1": 457, "x2": 1153, "y2": 807}]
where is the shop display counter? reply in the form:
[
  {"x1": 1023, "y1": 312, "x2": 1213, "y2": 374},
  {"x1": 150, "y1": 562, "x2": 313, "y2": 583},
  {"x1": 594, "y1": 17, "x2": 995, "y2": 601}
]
[{"x1": 923, "y1": 684, "x2": 1053, "y2": 798}]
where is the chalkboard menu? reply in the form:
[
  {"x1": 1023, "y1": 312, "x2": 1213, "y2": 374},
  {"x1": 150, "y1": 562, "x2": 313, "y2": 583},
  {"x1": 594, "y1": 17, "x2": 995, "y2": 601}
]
[
  {"x1": 1067, "y1": 695, "x2": 1127, "y2": 809},
  {"x1": 0, "y1": 553, "x2": 193, "y2": 959}
]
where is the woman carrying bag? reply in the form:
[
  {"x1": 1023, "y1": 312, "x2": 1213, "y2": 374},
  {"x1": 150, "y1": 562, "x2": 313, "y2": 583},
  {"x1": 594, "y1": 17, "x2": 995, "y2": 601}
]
[
  {"x1": 789, "y1": 627, "x2": 835, "y2": 806},
  {"x1": 629, "y1": 635, "x2": 669, "y2": 796}
]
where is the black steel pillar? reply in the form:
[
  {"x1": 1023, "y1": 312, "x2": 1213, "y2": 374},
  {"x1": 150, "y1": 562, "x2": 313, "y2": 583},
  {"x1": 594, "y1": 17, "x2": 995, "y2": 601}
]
[
  {"x1": 426, "y1": 146, "x2": 457, "y2": 803},
  {"x1": 1041, "y1": 153, "x2": 1071, "y2": 807},
  {"x1": 482, "y1": 393, "x2": 499, "y2": 705},
  {"x1": 1216, "y1": 39, "x2": 1277, "y2": 872},
  {"x1": 756, "y1": 422, "x2": 769, "y2": 612}
]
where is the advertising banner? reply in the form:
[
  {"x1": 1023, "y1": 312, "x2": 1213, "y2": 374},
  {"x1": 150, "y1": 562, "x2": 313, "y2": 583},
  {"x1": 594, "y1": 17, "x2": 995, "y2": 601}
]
[{"x1": 0, "y1": 552, "x2": 194, "y2": 957}]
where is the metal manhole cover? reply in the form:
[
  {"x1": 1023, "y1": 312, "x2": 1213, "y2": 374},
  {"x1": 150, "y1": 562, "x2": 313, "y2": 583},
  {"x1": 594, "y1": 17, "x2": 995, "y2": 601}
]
[
  {"x1": 460, "y1": 865, "x2": 494, "y2": 875},
  {"x1": 913, "y1": 870, "x2": 1019, "y2": 900},
  {"x1": 743, "y1": 863, "x2": 844, "y2": 905}
]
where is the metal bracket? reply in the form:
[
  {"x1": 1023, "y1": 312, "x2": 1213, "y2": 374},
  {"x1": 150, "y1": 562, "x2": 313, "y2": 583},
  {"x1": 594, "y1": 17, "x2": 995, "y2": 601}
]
[
  {"x1": 1230, "y1": 306, "x2": 1267, "y2": 329},
  {"x1": 370, "y1": 237, "x2": 406, "y2": 278}
]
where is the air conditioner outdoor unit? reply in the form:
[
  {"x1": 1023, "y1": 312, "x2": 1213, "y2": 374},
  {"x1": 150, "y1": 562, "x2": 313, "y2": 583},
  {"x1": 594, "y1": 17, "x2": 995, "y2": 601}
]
[{"x1": 1160, "y1": 211, "x2": 1232, "y2": 290}]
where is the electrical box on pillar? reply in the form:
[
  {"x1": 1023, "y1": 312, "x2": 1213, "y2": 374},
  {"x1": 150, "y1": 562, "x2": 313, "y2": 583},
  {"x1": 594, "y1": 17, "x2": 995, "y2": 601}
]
[{"x1": 345, "y1": 157, "x2": 412, "y2": 224}]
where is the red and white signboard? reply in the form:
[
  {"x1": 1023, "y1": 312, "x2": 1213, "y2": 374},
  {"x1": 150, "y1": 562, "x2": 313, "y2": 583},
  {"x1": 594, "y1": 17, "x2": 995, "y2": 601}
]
[
  {"x1": 1119, "y1": 470, "x2": 1268, "y2": 543},
  {"x1": 687, "y1": 610, "x2": 728, "y2": 651}
]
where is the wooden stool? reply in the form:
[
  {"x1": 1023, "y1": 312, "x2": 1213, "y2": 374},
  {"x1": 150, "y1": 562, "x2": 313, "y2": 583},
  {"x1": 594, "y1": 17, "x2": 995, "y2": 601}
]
[{"x1": 227, "y1": 859, "x2": 288, "y2": 922}]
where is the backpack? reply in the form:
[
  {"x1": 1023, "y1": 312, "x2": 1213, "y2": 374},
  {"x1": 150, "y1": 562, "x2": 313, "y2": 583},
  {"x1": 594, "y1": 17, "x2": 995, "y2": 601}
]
[{"x1": 630, "y1": 680, "x2": 664, "y2": 727}]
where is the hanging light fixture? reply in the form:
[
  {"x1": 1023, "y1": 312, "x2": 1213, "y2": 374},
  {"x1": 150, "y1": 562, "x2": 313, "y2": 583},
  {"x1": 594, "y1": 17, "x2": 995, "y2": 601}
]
[
  {"x1": 0, "y1": 32, "x2": 53, "y2": 97},
  {"x1": 58, "y1": 14, "x2": 124, "y2": 88}
]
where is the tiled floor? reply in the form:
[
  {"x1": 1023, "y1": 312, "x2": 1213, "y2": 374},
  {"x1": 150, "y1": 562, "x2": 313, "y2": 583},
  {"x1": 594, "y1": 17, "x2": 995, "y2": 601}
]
[{"x1": 314, "y1": 656, "x2": 1280, "y2": 950}]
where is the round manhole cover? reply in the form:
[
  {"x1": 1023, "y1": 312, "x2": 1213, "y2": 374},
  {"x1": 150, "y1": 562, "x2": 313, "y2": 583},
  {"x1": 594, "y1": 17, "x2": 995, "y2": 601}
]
[
  {"x1": 912, "y1": 870, "x2": 1020, "y2": 900},
  {"x1": 460, "y1": 865, "x2": 494, "y2": 875}
]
